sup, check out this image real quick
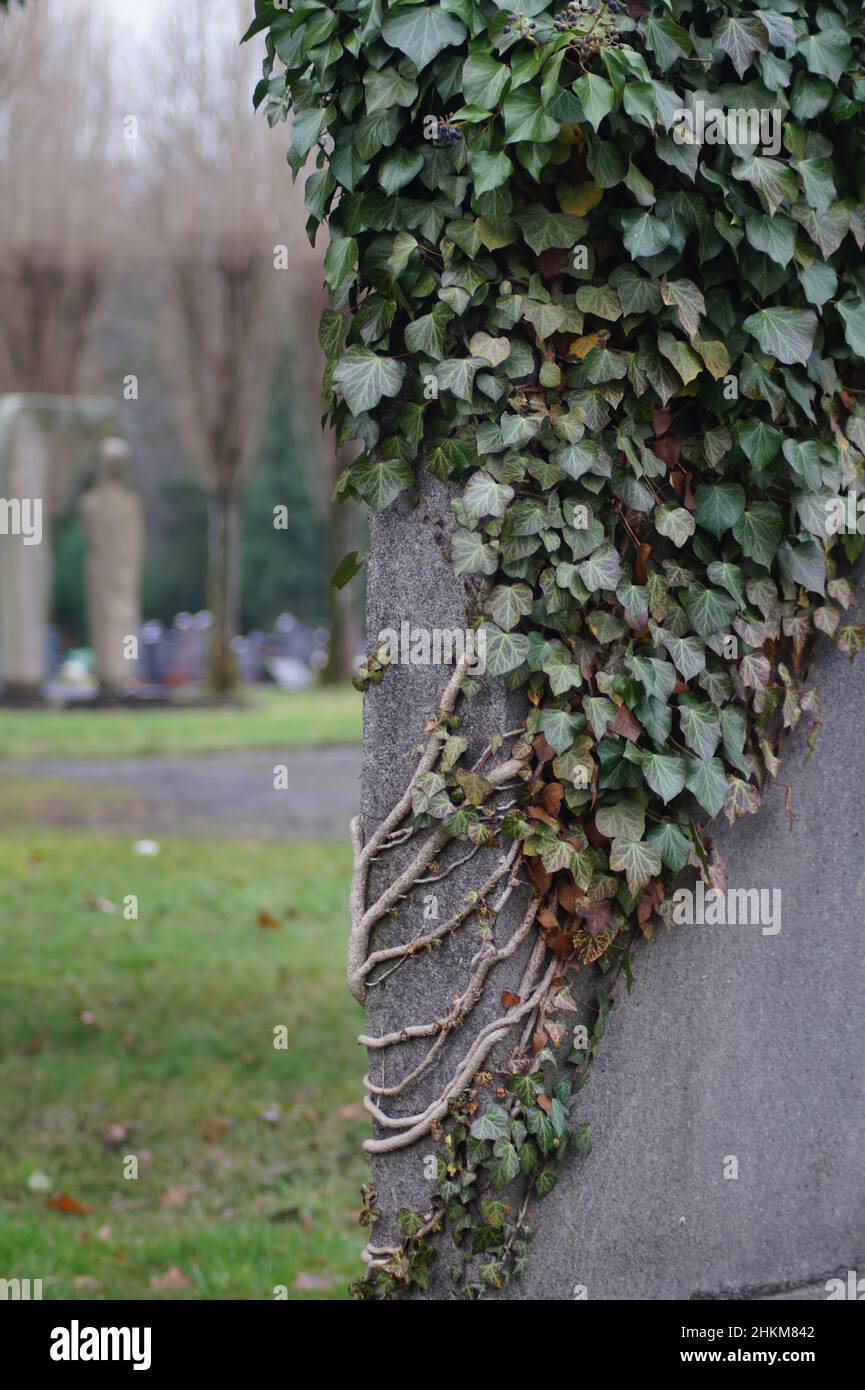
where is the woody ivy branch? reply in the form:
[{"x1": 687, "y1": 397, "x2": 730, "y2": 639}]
[{"x1": 246, "y1": 0, "x2": 865, "y2": 1296}]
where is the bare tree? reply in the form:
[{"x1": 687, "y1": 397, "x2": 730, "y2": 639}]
[
  {"x1": 141, "y1": 0, "x2": 299, "y2": 693},
  {"x1": 0, "y1": 0, "x2": 122, "y2": 394}
]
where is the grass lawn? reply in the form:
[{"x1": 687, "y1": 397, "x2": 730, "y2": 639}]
[
  {"x1": 0, "y1": 829, "x2": 367, "y2": 1300},
  {"x1": 0, "y1": 686, "x2": 361, "y2": 761}
]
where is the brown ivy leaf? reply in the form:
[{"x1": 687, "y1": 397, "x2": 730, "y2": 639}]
[
  {"x1": 501, "y1": 990, "x2": 521, "y2": 1009},
  {"x1": 536, "y1": 1093, "x2": 552, "y2": 1115},
  {"x1": 532, "y1": 1031, "x2": 548, "y2": 1053},
  {"x1": 609, "y1": 703, "x2": 642, "y2": 742}
]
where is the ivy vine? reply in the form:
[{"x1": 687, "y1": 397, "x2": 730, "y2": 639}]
[{"x1": 246, "y1": 0, "x2": 865, "y2": 1297}]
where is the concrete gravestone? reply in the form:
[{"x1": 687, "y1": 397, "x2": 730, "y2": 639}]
[
  {"x1": 0, "y1": 394, "x2": 115, "y2": 699},
  {"x1": 79, "y1": 436, "x2": 145, "y2": 697},
  {"x1": 355, "y1": 476, "x2": 865, "y2": 1301}
]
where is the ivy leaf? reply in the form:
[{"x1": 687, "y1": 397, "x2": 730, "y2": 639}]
[
  {"x1": 742, "y1": 308, "x2": 817, "y2": 366},
  {"x1": 678, "y1": 698, "x2": 722, "y2": 761},
  {"x1": 470, "y1": 1104, "x2": 511, "y2": 1142},
  {"x1": 381, "y1": 7, "x2": 467, "y2": 70},
  {"x1": 351, "y1": 453, "x2": 413, "y2": 510},
  {"x1": 503, "y1": 85, "x2": 560, "y2": 144},
  {"x1": 646, "y1": 820, "x2": 691, "y2": 872},
  {"x1": 736, "y1": 420, "x2": 781, "y2": 472},
  {"x1": 489, "y1": 582, "x2": 533, "y2": 632},
  {"x1": 596, "y1": 798, "x2": 646, "y2": 842},
  {"x1": 379, "y1": 149, "x2": 424, "y2": 194},
  {"x1": 578, "y1": 542, "x2": 622, "y2": 592},
  {"x1": 744, "y1": 212, "x2": 796, "y2": 268},
  {"x1": 621, "y1": 209, "x2": 672, "y2": 260},
  {"x1": 681, "y1": 585, "x2": 737, "y2": 639},
  {"x1": 660, "y1": 278, "x2": 705, "y2": 337},
  {"x1": 537, "y1": 708, "x2": 581, "y2": 755},
  {"x1": 655, "y1": 502, "x2": 696, "y2": 549},
  {"x1": 797, "y1": 29, "x2": 851, "y2": 84},
  {"x1": 694, "y1": 482, "x2": 747, "y2": 538},
  {"x1": 405, "y1": 305, "x2": 453, "y2": 360},
  {"x1": 732, "y1": 503, "x2": 784, "y2": 568},
  {"x1": 660, "y1": 631, "x2": 706, "y2": 682},
  {"x1": 836, "y1": 298, "x2": 865, "y2": 358},
  {"x1": 712, "y1": 15, "x2": 768, "y2": 78},
  {"x1": 609, "y1": 838, "x2": 662, "y2": 894},
  {"x1": 584, "y1": 696, "x2": 616, "y2": 740},
  {"x1": 641, "y1": 751, "x2": 687, "y2": 804},
  {"x1": 463, "y1": 470, "x2": 514, "y2": 519},
  {"x1": 333, "y1": 347, "x2": 405, "y2": 415},
  {"x1": 468, "y1": 149, "x2": 513, "y2": 196},
  {"x1": 487, "y1": 1141, "x2": 521, "y2": 1189},
  {"x1": 514, "y1": 207, "x2": 587, "y2": 254},
  {"x1": 483, "y1": 626, "x2": 530, "y2": 676},
  {"x1": 642, "y1": 15, "x2": 692, "y2": 70},
  {"x1": 450, "y1": 526, "x2": 501, "y2": 581},
  {"x1": 573, "y1": 73, "x2": 615, "y2": 132},
  {"x1": 685, "y1": 756, "x2": 730, "y2": 819},
  {"x1": 462, "y1": 52, "x2": 510, "y2": 109}
]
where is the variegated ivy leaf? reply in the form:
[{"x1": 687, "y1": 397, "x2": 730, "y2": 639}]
[
  {"x1": 678, "y1": 697, "x2": 722, "y2": 761},
  {"x1": 641, "y1": 750, "x2": 688, "y2": 804},
  {"x1": 537, "y1": 707, "x2": 582, "y2": 756},
  {"x1": 577, "y1": 542, "x2": 622, "y2": 592},
  {"x1": 685, "y1": 756, "x2": 730, "y2": 819},
  {"x1": 411, "y1": 772, "x2": 453, "y2": 820},
  {"x1": 332, "y1": 347, "x2": 405, "y2": 415},
  {"x1": 681, "y1": 584, "x2": 737, "y2": 639},
  {"x1": 733, "y1": 503, "x2": 785, "y2": 568},
  {"x1": 621, "y1": 209, "x2": 672, "y2": 260},
  {"x1": 723, "y1": 777, "x2": 763, "y2": 826},
  {"x1": 434, "y1": 357, "x2": 484, "y2": 402},
  {"x1": 488, "y1": 582, "x2": 533, "y2": 632},
  {"x1": 646, "y1": 820, "x2": 691, "y2": 872},
  {"x1": 404, "y1": 305, "x2": 453, "y2": 360},
  {"x1": 659, "y1": 631, "x2": 707, "y2": 682},
  {"x1": 350, "y1": 452, "x2": 414, "y2": 509},
  {"x1": 712, "y1": 14, "x2": 768, "y2": 78},
  {"x1": 742, "y1": 307, "x2": 818, "y2": 366},
  {"x1": 694, "y1": 482, "x2": 747, "y2": 539},
  {"x1": 655, "y1": 503, "x2": 696, "y2": 548},
  {"x1": 542, "y1": 646, "x2": 583, "y2": 695},
  {"x1": 514, "y1": 208, "x2": 587, "y2": 255},
  {"x1": 595, "y1": 798, "x2": 646, "y2": 842},
  {"x1": 451, "y1": 527, "x2": 499, "y2": 576},
  {"x1": 482, "y1": 625, "x2": 530, "y2": 677},
  {"x1": 609, "y1": 837, "x2": 662, "y2": 894},
  {"x1": 468, "y1": 331, "x2": 510, "y2": 367},
  {"x1": 462, "y1": 470, "x2": 514, "y2": 519},
  {"x1": 660, "y1": 277, "x2": 705, "y2": 336},
  {"x1": 627, "y1": 654, "x2": 677, "y2": 703},
  {"x1": 583, "y1": 696, "x2": 616, "y2": 740}
]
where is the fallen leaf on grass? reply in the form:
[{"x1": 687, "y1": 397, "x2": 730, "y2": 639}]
[
  {"x1": 73, "y1": 1276, "x2": 102, "y2": 1293},
  {"x1": 159, "y1": 1185, "x2": 192, "y2": 1209},
  {"x1": 257, "y1": 910, "x2": 280, "y2": 929},
  {"x1": 292, "y1": 1273, "x2": 334, "y2": 1292},
  {"x1": 149, "y1": 1266, "x2": 189, "y2": 1292},
  {"x1": 45, "y1": 1193, "x2": 93, "y2": 1215},
  {"x1": 101, "y1": 1124, "x2": 134, "y2": 1150}
]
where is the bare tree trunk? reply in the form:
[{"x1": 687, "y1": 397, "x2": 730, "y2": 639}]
[{"x1": 207, "y1": 486, "x2": 240, "y2": 695}]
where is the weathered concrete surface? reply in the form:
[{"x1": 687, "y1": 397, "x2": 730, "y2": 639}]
[
  {"x1": 507, "y1": 638, "x2": 865, "y2": 1302},
  {"x1": 361, "y1": 469, "x2": 532, "y2": 1269}
]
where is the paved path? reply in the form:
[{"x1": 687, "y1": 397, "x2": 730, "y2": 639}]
[
  {"x1": 1, "y1": 745, "x2": 362, "y2": 840},
  {"x1": 508, "y1": 639, "x2": 865, "y2": 1302}
]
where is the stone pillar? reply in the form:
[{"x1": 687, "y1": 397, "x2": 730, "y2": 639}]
[
  {"x1": 79, "y1": 436, "x2": 144, "y2": 697},
  {"x1": 0, "y1": 411, "x2": 52, "y2": 698}
]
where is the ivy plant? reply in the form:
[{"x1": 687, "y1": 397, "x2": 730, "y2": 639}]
[{"x1": 246, "y1": 0, "x2": 865, "y2": 1296}]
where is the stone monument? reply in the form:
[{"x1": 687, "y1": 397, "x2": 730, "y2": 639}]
[{"x1": 79, "y1": 436, "x2": 145, "y2": 698}]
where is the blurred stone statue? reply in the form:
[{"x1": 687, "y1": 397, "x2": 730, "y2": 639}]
[{"x1": 79, "y1": 436, "x2": 144, "y2": 696}]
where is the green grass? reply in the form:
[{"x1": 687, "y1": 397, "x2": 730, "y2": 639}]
[
  {"x1": 0, "y1": 686, "x2": 361, "y2": 761},
  {"x1": 0, "y1": 830, "x2": 367, "y2": 1300}
]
